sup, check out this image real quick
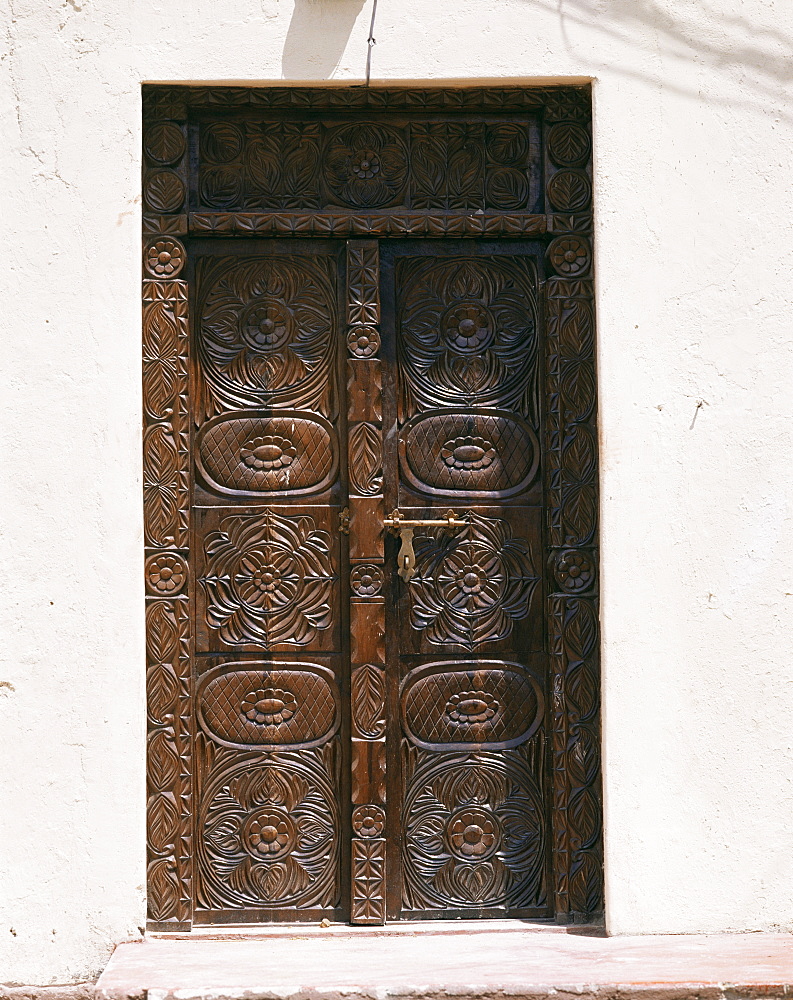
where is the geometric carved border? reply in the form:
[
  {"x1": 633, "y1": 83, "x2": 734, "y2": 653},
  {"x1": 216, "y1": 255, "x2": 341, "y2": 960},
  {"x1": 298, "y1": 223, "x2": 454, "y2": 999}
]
[
  {"x1": 143, "y1": 269, "x2": 192, "y2": 926},
  {"x1": 143, "y1": 93, "x2": 192, "y2": 928},
  {"x1": 546, "y1": 275, "x2": 603, "y2": 919}
]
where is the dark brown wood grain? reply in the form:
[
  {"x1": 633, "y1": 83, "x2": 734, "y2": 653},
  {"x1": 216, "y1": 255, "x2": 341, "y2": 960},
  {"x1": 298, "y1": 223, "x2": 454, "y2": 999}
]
[{"x1": 143, "y1": 84, "x2": 600, "y2": 929}]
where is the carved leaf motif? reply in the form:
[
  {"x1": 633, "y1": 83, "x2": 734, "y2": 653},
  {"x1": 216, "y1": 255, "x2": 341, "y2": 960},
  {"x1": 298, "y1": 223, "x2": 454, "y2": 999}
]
[
  {"x1": 486, "y1": 124, "x2": 530, "y2": 165},
  {"x1": 486, "y1": 168, "x2": 529, "y2": 210},
  {"x1": 246, "y1": 135, "x2": 281, "y2": 198},
  {"x1": 145, "y1": 170, "x2": 185, "y2": 213},
  {"x1": 547, "y1": 170, "x2": 591, "y2": 212},
  {"x1": 145, "y1": 122, "x2": 186, "y2": 166},
  {"x1": 563, "y1": 599, "x2": 598, "y2": 660},
  {"x1": 566, "y1": 659, "x2": 599, "y2": 721},
  {"x1": 146, "y1": 600, "x2": 179, "y2": 662},
  {"x1": 148, "y1": 792, "x2": 179, "y2": 854},
  {"x1": 143, "y1": 423, "x2": 179, "y2": 546},
  {"x1": 567, "y1": 729, "x2": 599, "y2": 788},
  {"x1": 200, "y1": 167, "x2": 243, "y2": 209},
  {"x1": 147, "y1": 858, "x2": 180, "y2": 921},
  {"x1": 435, "y1": 858, "x2": 505, "y2": 903},
  {"x1": 412, "y1": 136, "x2": 445, "y2": 206},
  {"x1": 547, "y1": 123, "x2": 591, "y2": 167},
  {"x1": 569, "y1": 851, "x2": 602, "y2": 914},
  {"x1": 563, "y1": 484, "x2": 597, "y2": 545},
  {"x1": 561, "y1": 361, "x2": 595, "y2": 422},
  {"x1": 352, "y1": 664, "x2": 386, "y2": 739},
  {"x1": 348, "y1": 423, "x2": 383, "y2": 496},
  {"x1": 148, "y1": 731, "x2": 180, "y2": 792},
  {"x1": 560, "y1": 299, "x2": 594, "y2": 358},
  {"x1": 147, "y1": 662, "x2": 179, "y2": 725},
  {"x1": 143, "y1": 301, "x2": 178, "y2": 421},
  {"x1": 563, "y1": 425, "x2": 597, "y2": 484},
  {"x1": 283, "y1": 139, "x2": 320, "y2": 205},
  {"x1": 201, "y1": 122, "x2": 244, "y2": 164}
]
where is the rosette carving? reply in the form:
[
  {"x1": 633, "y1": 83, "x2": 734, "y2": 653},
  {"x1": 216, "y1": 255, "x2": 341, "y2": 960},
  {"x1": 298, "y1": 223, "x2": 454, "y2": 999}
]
[{"x1": 199, "y1": 509, "x2": 334, "y2": 648}]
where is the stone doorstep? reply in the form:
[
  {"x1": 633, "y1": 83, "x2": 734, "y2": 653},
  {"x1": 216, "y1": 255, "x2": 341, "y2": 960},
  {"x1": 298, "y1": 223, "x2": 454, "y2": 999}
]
[
  {"x1": 87, "y1": 926, "x2": 793, "y2": 1000},
  {"x1": 4, "y1": 987, "x2": 793, "y2": 1000}
]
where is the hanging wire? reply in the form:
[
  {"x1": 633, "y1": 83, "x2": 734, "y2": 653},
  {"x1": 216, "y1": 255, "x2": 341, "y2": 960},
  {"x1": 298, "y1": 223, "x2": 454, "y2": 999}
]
[{"x1": 365, "y1": 0, "x2": 378, "y2": 87}]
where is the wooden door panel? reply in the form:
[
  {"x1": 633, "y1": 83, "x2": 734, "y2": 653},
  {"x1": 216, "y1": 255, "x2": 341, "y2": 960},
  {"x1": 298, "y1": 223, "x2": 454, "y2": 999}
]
[
  {"x1": 381, "y1": 243, "x2": 550, "y2": 918},
  {"x1": 393, "y1": 506, "x2": 545, "y2": 656},
  {"x1": 194, "y1": 504, "x2": 342, "y2": 655},
  {"x1": 191, "y1": 243, "x2": 348, "y2": 922}
]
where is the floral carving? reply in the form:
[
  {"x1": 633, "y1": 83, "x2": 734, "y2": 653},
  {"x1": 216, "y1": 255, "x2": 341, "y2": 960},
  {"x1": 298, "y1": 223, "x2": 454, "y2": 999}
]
[
  {"x1": 242, "y1": 808, "x2": 296, "y2": 858},
  {"x1": 197, "y1": 255, "x2": 336, "y2": 416},
  {"x1": 350, "y1": 564, "x2": 383, "y2": 598},
  {"x1": 146, "y1": 552, "x2": 187, "y2": 596},
  {"x1": 548, "y1": 236, "x2": 591, "y2": 278},
  {"x1": 325, "y1": 123, "x2": 408, "y2": 208},
  {"x1": 200, "y1": 509, "x2": 334, "y2": 648},
  {"x1": 397, "y1": 257, "x2": 538, "y2": 420},
  {"x1": 146, "y1": 238, "x2": 185, "y2": 278},
  {"x1": 198, "y1": 754, "x2": 339, "y2": 909},
  {"x1": 442, "y1": 303, "x2": 495, "y2": 354},
  {"x1": 410, "y1": 513, "x2": 539, "y2": 650},
  {"x1": 402, "y1": 751, "x2": 546, "y2": 909},
  {"x1": 441, "y1": 436, "x2": 496, "y2": 472},
  {"x1": 347, "y1": 327, "x2": 380, "y2": 358},
  {"x1": 447, "y1": 807, "x2": 500, "y2": 860},
  {"x1": 241, "y1": 688, "x2": 297, "y2": 725},
  {"x1": 554, "y1": 549, "x2": 595, "y2": 594},
  {"x1": 240, "y1": 435, "x2": 296, "y2": 471},
  {"x1": 352, "y1": 804, "x2": 385, "y2": 838},
  {"x1": 445, "y1": 690, "x2": 499, "y2": 725}
]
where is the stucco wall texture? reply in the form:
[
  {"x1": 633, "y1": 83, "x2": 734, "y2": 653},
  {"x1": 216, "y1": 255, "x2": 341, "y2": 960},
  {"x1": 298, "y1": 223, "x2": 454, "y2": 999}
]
[{"x1": 2, "y1": 0, "x2": 792, "y2": 984}]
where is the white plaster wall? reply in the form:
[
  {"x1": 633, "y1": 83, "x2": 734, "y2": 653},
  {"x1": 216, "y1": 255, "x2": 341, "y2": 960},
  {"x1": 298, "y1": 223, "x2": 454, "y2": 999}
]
[{"x1": 2, "y1": 0, "x2": 792, "y2": 984}]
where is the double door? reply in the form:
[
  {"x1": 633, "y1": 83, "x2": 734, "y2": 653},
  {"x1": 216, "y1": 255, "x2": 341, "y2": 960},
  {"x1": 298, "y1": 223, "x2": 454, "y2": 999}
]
[{"x1": 190, "y1": 238, "x2": 549, "y2": 922}]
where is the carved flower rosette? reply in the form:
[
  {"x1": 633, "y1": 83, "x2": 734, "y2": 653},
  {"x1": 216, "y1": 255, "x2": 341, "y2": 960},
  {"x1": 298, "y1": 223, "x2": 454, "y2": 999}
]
[
  {"x1": 397, "y1": 257, "x2": 538, "y2": 419},
  {"x1": 410, "y1": 513, "x2": 538, "y2": 650},
  {"x1": 199, "y1": 757, "x2": 339, "y2": 908},
  {"x1": 200, "y1": 510, "x2": 334, "y2": 648},
  {"x1": 197, "y1": 256, "x2": 335, "y2": 416},
  {"x1": 324, "y1": 123, "x2": 408, "y2": 209},
  {"x1": 402, "y1": 753, "x2": 545, "y2": 909}
]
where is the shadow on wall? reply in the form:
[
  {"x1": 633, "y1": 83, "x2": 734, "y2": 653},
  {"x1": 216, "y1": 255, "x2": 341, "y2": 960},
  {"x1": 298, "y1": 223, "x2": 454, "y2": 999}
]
[
  {"x1": 525, "y1": 0, "x2": 793, "y2": 117},
  {"x1": 282, "y1": 0, "x2": 368, "y2": 79}
]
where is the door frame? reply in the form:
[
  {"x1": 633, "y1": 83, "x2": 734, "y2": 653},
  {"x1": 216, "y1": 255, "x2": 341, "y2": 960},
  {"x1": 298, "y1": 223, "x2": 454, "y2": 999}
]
[{"x1": 141, "y1": 84, "x2": 601, "y2": 930}]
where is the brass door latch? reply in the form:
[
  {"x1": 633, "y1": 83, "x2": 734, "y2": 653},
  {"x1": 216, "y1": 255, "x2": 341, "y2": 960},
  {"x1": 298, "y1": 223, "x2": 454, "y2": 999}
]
[{"x1": 383, "y1": 508, "x2": 465, "y2": 582}]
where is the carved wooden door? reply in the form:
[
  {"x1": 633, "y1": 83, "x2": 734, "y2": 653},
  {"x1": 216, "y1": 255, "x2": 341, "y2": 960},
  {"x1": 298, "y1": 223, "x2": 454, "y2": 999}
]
[
  {"x1": 143, "y1": 83, "x2": 601, "y2": 929},
  {"x1": 188, "y1": 237, "x2": 550, "y2": 923},
  {"x1": 380, "y1": 242, "x2": 549, "y2": 919},
  {"x1": 191, "y1": 241, "x2": 349, "y2": 923}
]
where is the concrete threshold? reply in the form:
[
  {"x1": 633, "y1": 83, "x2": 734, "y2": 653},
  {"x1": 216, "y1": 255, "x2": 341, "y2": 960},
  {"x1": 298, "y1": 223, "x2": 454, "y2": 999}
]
[{"x1": 95, "y1": 923, "x2": 793, "y2": 1000}]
